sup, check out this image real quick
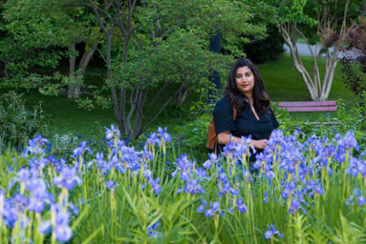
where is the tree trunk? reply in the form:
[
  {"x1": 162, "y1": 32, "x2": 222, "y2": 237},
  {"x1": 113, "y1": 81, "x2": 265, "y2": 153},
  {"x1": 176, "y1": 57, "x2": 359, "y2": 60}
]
[
  {"x1": 133, "y1": 89, "x2": 148, "y2": 138},
  {"x1": 68, "y1": 44, "x2": 97, "y2": 99},
  {"x1": 278, "y1": 0, "x2": 353, "y2": 101},
  {"x1": 279, "y1": 23, "x2": 320, "y2": 100},
  {"x1": 319, "y1": 48, "x2": 339, "y2": 100},
  {"x1": 177, "y1": 85, "x2": 189, "y2": 106},
  {"x1": 68, "y1": 42, "x2": 77, "y2": 99},
  {"x1": 78, "y1": 44, "x2": 97, "y2": 76}
]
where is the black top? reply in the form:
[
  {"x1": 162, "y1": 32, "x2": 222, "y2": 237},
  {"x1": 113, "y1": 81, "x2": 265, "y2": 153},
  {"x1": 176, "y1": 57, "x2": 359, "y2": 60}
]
[{"x1": 213, "y1": 97, "x2": 279, "y2": 161}]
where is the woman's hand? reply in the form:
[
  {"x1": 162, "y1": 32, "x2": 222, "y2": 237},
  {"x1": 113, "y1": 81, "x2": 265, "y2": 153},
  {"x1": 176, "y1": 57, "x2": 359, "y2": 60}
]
[
  {"x1": 217, "y1": 132, "x2": 268, "y2": 150},
  {"x1": 251, "y1": 139, "x2": 268, "y2": 150}
]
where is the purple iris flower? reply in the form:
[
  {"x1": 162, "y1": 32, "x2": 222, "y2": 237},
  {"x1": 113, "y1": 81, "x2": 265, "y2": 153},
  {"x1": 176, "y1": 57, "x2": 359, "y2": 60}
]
[
  {"x1": 267, "y1": 130, "x2": 284, "y2": 147},
  {"x1": 51, "y1": 157, "x2": 67, "y2": 174},
  {"x1": 149, "y1": 177, "x2": 161, "y2": 195},
  {"x1": 147, "y1": 220, "x2": 160, "y2": 238},
  {"x1": 13, "y1": 193, "x2": 28, "y2": 212},
  {"x1": 358, "y1": 196, "x2": 366, "y2": 206},
  {"x1": 305, "y1": 180, "x2": 324, "y2": 197},
  {"x1": 196, "y1": 167, "x2": 207, "y2": 178},
  {"x1": 264, "y1": 164, "x2": 275, "y2": 180},
  {"x1": 241, "y1": 168, "x2": 253, "y2": 183},
  {"x1": 158, "y1": 127, "x2": 172, "y2": 143},
  {"x1": 105, "y1": 124, "x2": 120, "y2": 140},
  {"x1": 203, "y1": 153, "x2": 218, "y2": 169},
  {"x1": 346, "y1": 195, "x2": 354, "y2": 206},
  {"x1": 53, "y1": 166, "x2": 82, "y2": 191},
  {"x1": 27, "y1": 184, "x2": 52, "y2": 213},
  {"x1": 205, "y1": 201, "x2": 221, "y2": 218},
  {"x1": 141, "y1": 147, "x2": 154, "y2": 161},
  {"x1": 288, "y1": 191, "x2": 307, "y2": 215},
  {"x1": 28, "y1": 157, "x2": 49, "y2": 172},
  {"x1": 264, "y1": 224, "x2": 283, "y2": 240},
  {"x1": 254, "y1": 152, "x2": 268, "y2": 170},
  {"x1": 95, "y1": 152, "x2": 106, "y2": 167},
  {"x1": 109, "y1": 154, "x2": 119, "y2": 167},
  {"x1": 218, "y1": 172, "x2": 228, "y2": 183},
  {"x1": 39, "y1": 209, "x2": 73, "y2": 243},
  {"x1": 9, "y1": 168, "x2": 36, "y2": 190},
  {"x1": 143, "y1": 167, "x2": 152, "y2": 179},
  {"x1": 219, "y1": 181, "x2": 236, "y2": 197},
  {"x1": 180, "y1": 179, "x2": 205, "y2": 195},
  {"x1": 349, "y1": 188, "x2": 366, "y2": 207},
  {"x1": 26, "y1": 177, "x2": 47, "y2": 192},
  {"x1": 197, "y1": 198, "x2": 208, "y2": 212},
  {"x1": 263, "y1": 191, "x2": 268, "y2": 203},
  {"x1": 237, "y1": 198, "x2": 248, "y2": 213},
  {"x1": 334, "y1": 147, "x2": 346, "y2": 164},
  {"x1": 16, "y1": 168, "x2": 32, "y2": 183},
  {"x1": 105, "y1": 180, "x2": 118, "y2": 194},
  {"x1": 281, "y1": 181, "x2": 296, "y2": 199},
  {"x1": 171, "y1": 154, "x2": 194, "y2": 181},
  {"x1": 120, "y1": 147, "x2": 141, "y2": 172},
  {"x1": 68, "y1": 203, "x2": 79, "y2": 216},
  {"x1": 26, "y1": 135, "x2": 49, "y2": 155},
  {"x1": 3, "y1": 199, "x2": 19, "y2": 227},
  {"x1": 339, "y1": 131, "x2": 359, "y2": 151},
  {"x1": 146, "y1": 133, "x2": 160, "y2": 147},
  {"x1": 72, "y1": 141, "x2": 92, "y2": 158},
  {"x1": 234, "y1": 136, "x2": 252, "y2": 159},
  {"x1": 346, "y1": 157, "x2": 366, "y2": 177}
]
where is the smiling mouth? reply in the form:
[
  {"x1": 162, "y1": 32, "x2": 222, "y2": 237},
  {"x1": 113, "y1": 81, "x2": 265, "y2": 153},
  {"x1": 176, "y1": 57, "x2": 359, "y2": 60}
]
[{"x1": 242, "y1": 84, "x2": 249, "y2": 88}]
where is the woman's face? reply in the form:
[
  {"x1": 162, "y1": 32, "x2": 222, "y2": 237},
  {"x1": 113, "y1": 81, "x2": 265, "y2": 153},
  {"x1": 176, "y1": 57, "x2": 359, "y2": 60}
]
[{"x1": 235, "y1": 66, "x2": 255, "y2": 96}]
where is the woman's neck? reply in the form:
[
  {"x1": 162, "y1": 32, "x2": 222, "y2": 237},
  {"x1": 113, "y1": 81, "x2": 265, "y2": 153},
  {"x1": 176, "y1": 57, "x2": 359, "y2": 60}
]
[{"x1": 244, "y1": 92, "x2": 254, "y2": 104}]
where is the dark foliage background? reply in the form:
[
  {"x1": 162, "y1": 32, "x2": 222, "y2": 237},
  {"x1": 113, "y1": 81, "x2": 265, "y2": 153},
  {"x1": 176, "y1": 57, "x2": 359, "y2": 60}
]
[{"x1": 243, "y1": 25, "x2": 284, "y2": 64}]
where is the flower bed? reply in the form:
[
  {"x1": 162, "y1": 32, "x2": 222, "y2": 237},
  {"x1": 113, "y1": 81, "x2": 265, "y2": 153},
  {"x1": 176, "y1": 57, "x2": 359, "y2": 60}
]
[{"x1": 0, "y1": 126, "x2": 365, "y2": 243}]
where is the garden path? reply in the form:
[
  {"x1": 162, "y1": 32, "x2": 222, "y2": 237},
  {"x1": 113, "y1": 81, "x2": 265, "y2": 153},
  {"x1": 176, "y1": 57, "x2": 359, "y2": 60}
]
[{"x1": 283, "y1": 43, "x2": 345, "y2": 59}]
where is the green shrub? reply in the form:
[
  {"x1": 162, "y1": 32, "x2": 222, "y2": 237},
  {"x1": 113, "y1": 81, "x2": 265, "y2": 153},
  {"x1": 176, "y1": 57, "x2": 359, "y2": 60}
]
[
  {"x1": 0, "y1": 91, "x2": 48, "y2": 149},
  {"x1": 174, "y1": 113, "x2": 212, "y2": 161},
  {"x1": 336, "y1": 96, "x2": 366, "y2": 150}
]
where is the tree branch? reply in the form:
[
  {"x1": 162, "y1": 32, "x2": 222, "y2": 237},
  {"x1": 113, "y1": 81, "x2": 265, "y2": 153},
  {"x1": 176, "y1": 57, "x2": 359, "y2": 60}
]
[
  {"x1": 1, "y1": 59, "x2": 9, "y2": 79},
  {"x1": 140, "y1": 82, "x2": 189, "y2": 136},
  {"x1": 144, "y1": 81, "x2": 172, "y2": 118},
  {"x1": 160, "y1": 21, "x2": 184, "y2": 39}
]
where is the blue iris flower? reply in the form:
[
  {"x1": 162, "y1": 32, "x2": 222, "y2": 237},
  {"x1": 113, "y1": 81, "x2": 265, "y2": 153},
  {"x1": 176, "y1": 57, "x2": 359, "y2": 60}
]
[
  {"x1": 105, "y1": 124, "x2": 120, "y2": 140},
  {"x1": 53, "y1": 166, "x2": 82, "y2": 191},
  {"x1": 171, "y1": 154, "x2": 194, "y2": 181},
  {"x1": 72, "y1": 141, "x2": 92, "y2": 158},
  {"x1": 158, "y1": 127, "x2": 172, "y2": 143},
  {"x1": 264, "y1": 224, "x2": 283, "y2": 240},
  {"x1": 105, "y1": 180, "x2": 118, "y2": 194},
  {"x1": 39, "y1": 208, "x2": 73, "y2": 243}
]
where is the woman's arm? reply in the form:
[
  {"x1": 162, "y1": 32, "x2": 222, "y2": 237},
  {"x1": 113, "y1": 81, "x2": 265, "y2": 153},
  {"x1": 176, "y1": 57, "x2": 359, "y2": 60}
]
[{"x1": 217, "y1": 131, "x2": 267, "y2": 149}]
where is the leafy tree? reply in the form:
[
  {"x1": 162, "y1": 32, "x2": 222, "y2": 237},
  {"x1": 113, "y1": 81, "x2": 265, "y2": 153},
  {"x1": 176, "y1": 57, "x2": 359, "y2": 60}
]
[
  {"x1": 268, "y1": 0, "x2": 364, "y2": 100},
  {"x1": 340, "y1": 16, "x2": 366, "y2": 97},
  {"x1": 0, "y1": 0, "x2": 100, "y2": 98},
  {"x1": 75, "y1": 0, "x2": 267, "y2": 138}
]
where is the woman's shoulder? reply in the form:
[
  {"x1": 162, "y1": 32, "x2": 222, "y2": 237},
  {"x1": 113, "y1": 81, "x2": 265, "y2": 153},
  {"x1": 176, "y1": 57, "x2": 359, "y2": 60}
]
[
  {"x1": 216, "y1": 97, "x2": 232, "y2": 107},
  {"x1": 267, "y1": 105, "x2": 275, "y2": 113},
  {"x1": 213, "y1": 97, "x2": 233, "y2": 115}
]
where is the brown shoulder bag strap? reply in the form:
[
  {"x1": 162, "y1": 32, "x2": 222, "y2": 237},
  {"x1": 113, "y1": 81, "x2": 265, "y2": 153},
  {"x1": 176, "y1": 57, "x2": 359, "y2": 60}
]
[{"x1": 233, "y1": 106, "x2": 237, "y2": 121}]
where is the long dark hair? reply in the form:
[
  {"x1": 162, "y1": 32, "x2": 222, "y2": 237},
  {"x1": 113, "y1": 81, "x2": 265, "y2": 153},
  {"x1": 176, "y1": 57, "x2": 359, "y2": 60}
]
[{"x1": 223, "y1": 58, "x2": 270, "y2": 114}]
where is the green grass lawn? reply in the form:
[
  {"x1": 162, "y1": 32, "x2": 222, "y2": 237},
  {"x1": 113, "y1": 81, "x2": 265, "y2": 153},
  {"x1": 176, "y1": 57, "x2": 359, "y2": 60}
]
[
  {"x1": 3, "y1": 54, "x2": 357, "y2": 140},
  {"x1": 257, "y1": 54, "x2": 356, "y2": 121}
]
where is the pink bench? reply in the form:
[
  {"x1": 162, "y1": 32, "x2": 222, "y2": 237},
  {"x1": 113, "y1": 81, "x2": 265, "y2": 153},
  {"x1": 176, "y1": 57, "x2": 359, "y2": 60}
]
[{"x1": 277, "y1": 101, "x2": 339, "y2": 125}]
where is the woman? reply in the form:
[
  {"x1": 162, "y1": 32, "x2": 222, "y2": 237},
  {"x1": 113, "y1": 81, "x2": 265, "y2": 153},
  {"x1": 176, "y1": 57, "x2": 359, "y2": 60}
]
[{"x1": 213, "y1": 58, "x2": 279, "y2": 165}]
